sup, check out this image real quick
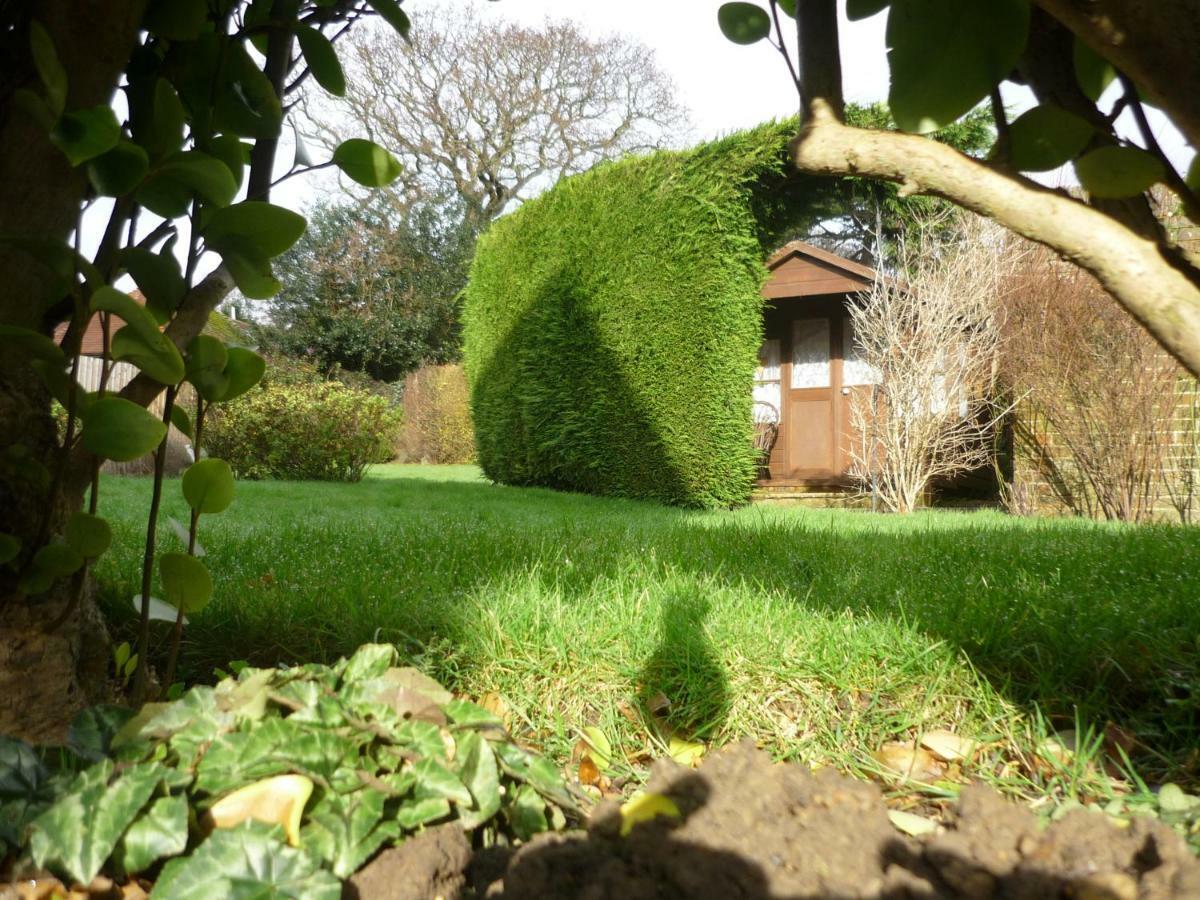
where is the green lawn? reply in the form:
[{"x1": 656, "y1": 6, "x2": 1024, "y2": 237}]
[{"x1": 94, "y1": 464, "x2": 1200, "y2": 801}]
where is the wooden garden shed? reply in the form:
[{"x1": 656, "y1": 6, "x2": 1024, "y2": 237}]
[{"x1": 753, "y1": 240, "x2": 879, "y2": 497}]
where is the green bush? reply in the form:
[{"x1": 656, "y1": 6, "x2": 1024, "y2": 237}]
[
  {"x1": 206, "y1": 362, "x2": 402, "y2": 482},
  {"x1": 398, "y1": 363, "x2": 475, "y2": 464},
  {"x1": 463, "y1": 120, "x2": 811, "y2": 508}
]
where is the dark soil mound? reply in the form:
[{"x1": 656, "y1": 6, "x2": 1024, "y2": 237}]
[{"x1": 366, "y1": 742, "x2": 1200, "y2": 899}]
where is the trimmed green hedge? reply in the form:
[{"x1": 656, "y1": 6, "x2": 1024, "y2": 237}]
[{"x1": 463, "y1": 121, "x2": 807, "y2": 508}]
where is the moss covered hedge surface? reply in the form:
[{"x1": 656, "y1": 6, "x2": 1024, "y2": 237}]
[{"x1": 464, "y1": 121, "x2": 809, "y2": 508}]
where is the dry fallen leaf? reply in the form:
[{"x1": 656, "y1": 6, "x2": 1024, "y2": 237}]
[
  {"x1": 667, "y1": 737, "x2": 705, "y2": 768},
  {"x1": 887, "y1": 809, "x2": 939, "y2": 837},
  {"x1": 619, "y1": 792, "x2": 681, "y2": 837},
  {"x1": 873, "y1": 742, "x2": 946, "y2": 783},
  {"x1": 581, "y1": 726, "x2": 614, "y2": 771},
  {"x1": 480, "y1": 692, "x2": 510, "y2": 727},
  {"x1": 578, "y1": 755, "x2": 602, "y2": 787},
  {"x1": 919, "y1": 730, "x2": 976, "y2": 763},
  {"x1": 646, "y1": 692, "x2": 671, "y2": 716},
  {"x1": 207, "y1": 774, "x2": 314, "y2": 846}
]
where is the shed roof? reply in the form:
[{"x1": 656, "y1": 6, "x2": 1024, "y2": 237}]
[{"x1": 762, "y1": 240, "x2": 876, "y2": 299}]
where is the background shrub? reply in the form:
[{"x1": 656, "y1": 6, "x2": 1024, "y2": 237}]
[
  {"x1": 397, "y1": 363, "x2": 475, "y2": 463},
  {"x1": 463, "y1": 121, "x2": 813, "y2": 508},
  {"x1": 206, "y1": 359, "x2": 402, "y2": 482}
]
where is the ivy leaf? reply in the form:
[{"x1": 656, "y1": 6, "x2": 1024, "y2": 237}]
[
  {"x1": 455, "y1": 731, "x2": 502, "y2": 829},
  {"x1": 296, "y1": 25, "x2": 346, "y2": 97},
  {"x1": 887, "y1": 0, "x2": 1030, "y2": 133},
  {"x1": 847, "y1": 0, "x2": 890, "y2": 20},
  {"x1": 29, "y1": 21, "x2": 67, "y2": 117},
  {"x1": 118, "y1": 794, "x2": 188, "y2": 874},
  {"x1": 507, "y1": 784, "x2": 549, "y2": 841},
  {"x1": 159, "y1": 552, "x2": 214, "y2": 614},
  {"x1": 50, "y1": 105, "x2": 122, "y2": 166},
  {"x1": 494, "y1": 741, "x2": 573, "y2": 808},
  {"x1": 87, "y1": 140, "x2": 150, "y2": 196},
  {"x1": 151, "y1": 823, "x2": 342, "y2": 900},
  {"x1": 411, "y1": 757, "x2": 473, "y2": 808},
  {"x1": 28, "y1": 760, "x2": 165, "y2": 886},
  {"x1": 1072, "y1": 37, "x2": 1116, "y2": 103},
  {"x1": 301, "y1": 789, "x2": 388, "y2": 878},
  {"x1": 64, "y1": 511, "x2": 112, "y2": 559},
  {"x1": 393, "y1": 796, "x2": 450, "y2": 830},
  {"x1": 1006, "y1": 105, "x2": 1094, "y2": 172},
  {"x1": 341, "y1": 643, "x2": 398, "y2": 683},
  {"x1": 717, "y1": 3, "x2": 772, "y2": 45},
  {"x1": 0, "y1": 737, "x2": 48, "y2": 799},
  {"x1": 365, "y1": 0, "x2": 411, "y2": 39},
  {"x1": 68, "y1": 706, "x2": 137, "y2": 763},
  {"x1": 1074, "y1": 145, "x2": 1164, "y2": 198},
  {"x1": 182, "y1": 458, "x2": 235, "y2": 514},
  {"x1": 332, "y1": 139, "x2": 402, "y2": 187}
]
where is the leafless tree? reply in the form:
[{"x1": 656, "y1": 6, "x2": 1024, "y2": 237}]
[
  {"x1": 303, "y1": 8, "x2": 689, "y2": 225},
  {"x1": 848, "y1": 215, "x2": 1017, "y2": 514}
]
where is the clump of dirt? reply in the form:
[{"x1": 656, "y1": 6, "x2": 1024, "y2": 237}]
[
  {"x1": 480, "y1": 742, "x2": 1200, "y2": 899},
  {"x1": 345, "y1": 823, "x2": 471, "y2": 900}
]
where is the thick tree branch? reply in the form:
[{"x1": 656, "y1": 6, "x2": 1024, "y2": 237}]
[
  {"x1": 791, "y1": 100, "x2": 1200, "y2": 377},
  {"x1": 794, "y1": 0, "x2": 843, "y2": 118}
]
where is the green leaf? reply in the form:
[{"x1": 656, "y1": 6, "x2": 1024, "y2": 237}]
[
  {"x1": 111, "y1": 325, "x2": 186, "y2": 385},
  {"x1": 12, "y1": 87, "x2": 56, "y2": 131},
  {"x1": 1072, "y1": 37, "x2": 1116, "y2": 103},
  {"x1": 341, "y1": 643, "x2": 398, "y2": 683},
  {"x1": 301, "y1": 790, "x2": 387, "y2": 878},
  {"x1": 365, "y1": 0, "x2": 411, "y2": 39},
  {"x1": 149, "y1": 78, "x2": 187, "y2": 159},
  {"x1": 82, "y1": 397, "x2": 167, "y2": 462},
  {"x1": 296, "y1": 25, "x2": 346, "y2": 97},
  {"x1": 412, "y1": 758, "x2": 472, "y2": 807},
  {"x1": 29, "y1": 760, "x2": 165, "y2": 886},
  {"x1": 0, "y1": 325, "x2": 66, "y2": 365},
  {"x1": 455, "y1": 731, "x2": 502, "y2": 829},
  {"x1": 0, "y1": 737, "x2": 48, "y2": 799},
  {"x1": 204, "y1": 201, "x2": 307, "y2": 260},
  {"x1": 160, "y1": 551, "x2": 213, "y2": 613},
  {"x1": 50, "y1": 105, "x2": 122, "y2": 167},
  {"x1": 847, "y1": 0, "x2": 890, "y2": 20},
  {"x1": 208, "y1": 135, "x2": 249, "y2": 192},
  {"x1": 171, "y1": 404, "x2": 194, "y2": 440},
  {"x1": 22, "y1": 542, "x2": 85, "y2": 596},
  {"x1": 183, "y1": 458, "x2": 235, "y2": 514},
  {"x1": 581, "y1": 726, "x2": 614, "y2": 771},
  {"x1": 213, "y1": 43, "x2": 283, "y2": 140},
  {"x1": 185, "y1": 334, "x2": 230, "y2": 400},
  {"x1": 1187, "y1": 155, "x2": 1200, "y2": 194},
  {"x1": 1006, "y1": 105, "x2": 1094, "y2": 172},
  {"x1": 507, "y1": 783, "x2": 548, "y2": 841},
  {"x1": 220, "y1": 250, "x2": 282, "y2": 299},
  {"x1": 152, "y1": 823, "x2": 342, "y2": 900},
  {"x1": 444, "y1": 699, "x2": 503, "y2": 730},
  {"x1": 69, "y1": 705, "x2": 137, "y2": 763},
  {"x1": 216, "y1": 348, "x2": 266, "y2": 402},
  {"x1": 88, "y1": 140, "x2": 150, "y2": 196},
  {"x1": 0, "y1": 533, "x2": 19, "y2": 566},
  {"x1": 493, "y1": 742, "x2": 573, "y2": 809},
  {"x1": 887, "y1": 0, "x2": 1030, "y2": 134},
  {"x1": 65, "y1": 511, "x2": 112, "y2": 558},
  {"x1": 139, "y1": 151, "x2": 239, "y2": 216},
  {"x1": 1074, "y1": 145, "x2": 1164, "y2": 198},
  {"x1": 122, "y1": 248, "x2": 187, "y2": 324},
  {"x1": 717, "y1": 3, "x2": 772, "y2": 45},
  {"x1": 774, "y1": 0, "x2": 796, "y2": 18},
  {"x1": 119, "y1": 794, "x2": 188, "y2": 874},
  {"x1": 90, "y1": 285, "x2": 160, "y2": 340},
  {"x1": 29, "y1": 21, "x2": 67, "y2": 117},
  {"x1": 393, "y1": 796, "x2": 450, "y2": 830},
  {"x1": 331, "y1": 139, "x2": 403, "y2": 187},
  {"x1": 144, "y1": 0, "x2": 209, "y2": 41}
]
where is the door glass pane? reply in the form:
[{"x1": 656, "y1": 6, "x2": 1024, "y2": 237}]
[
  {"x1": 754, "y1": 338, "x2": 782, "y2": 418},
  {"x1": 842, "y1": 316, "x2": 881, "y2": 386},
  {"x1": 791, "y1": 319, "x2": 830, "y2": 388}
]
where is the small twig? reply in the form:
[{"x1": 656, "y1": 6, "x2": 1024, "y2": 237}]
[
  {"x1": 1118, "y1": 74, "x2": 1200, "y2": 223},
  {"x1": 271, "y1": 159, "x2": 336, "y2": 189},
  {"x1": 767, "y1": 0, "x2": 801, "y2": 93}
]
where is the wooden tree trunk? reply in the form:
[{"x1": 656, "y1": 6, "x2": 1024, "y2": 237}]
[{"x1": 0, "y1": 0, "x2": 146, "y2": 741}]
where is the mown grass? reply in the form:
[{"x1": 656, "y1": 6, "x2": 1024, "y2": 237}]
[{"x1": 93, "y1": 464, "x2": 1200, "y2": 803}]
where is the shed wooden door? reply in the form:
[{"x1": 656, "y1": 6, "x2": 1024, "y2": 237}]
[{"x1": 784, "y1": 316, "x2": 837, "y2": 478}]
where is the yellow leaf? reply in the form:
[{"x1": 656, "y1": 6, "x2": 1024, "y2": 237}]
[
  {"x1": 667, "y1": 736, "x2": 705, "y2": 768},
  {"x1": 887, "y1": 809, "x2": 938, "y2": 837},
  {"x1": 619, "y1": 792, "x2": 681, "y2": 837},
  {"x1": 919, "y1": 730, "x2": 976, "y2": 763},
  {"x1": 581, "y1": 726, "x2": 613, "y2": 771},
  {"x1": 208, "y1": 774, "x2": 314, "y2": 846}
]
